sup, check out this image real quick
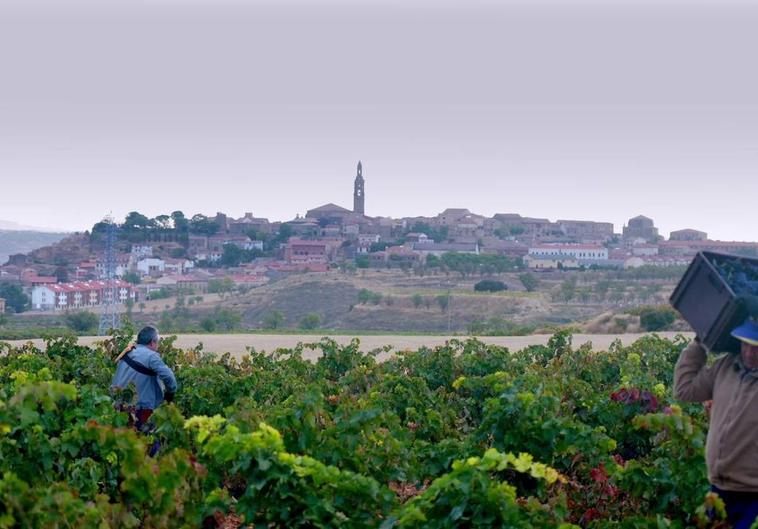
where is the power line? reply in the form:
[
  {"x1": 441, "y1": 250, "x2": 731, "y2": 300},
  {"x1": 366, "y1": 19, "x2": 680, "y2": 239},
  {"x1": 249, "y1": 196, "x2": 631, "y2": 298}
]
[
  {"x1": 98, "y1": 216, "x2": 121, "y2": 335},
  {"x1": 447, "y1": 280, "x2": 452, "y2": 334}
]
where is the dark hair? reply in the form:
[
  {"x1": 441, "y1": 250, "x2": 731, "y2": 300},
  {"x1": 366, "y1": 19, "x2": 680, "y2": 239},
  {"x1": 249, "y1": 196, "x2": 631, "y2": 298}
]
[{"x1": 136, "y1": 326, "x2": 159, "y2": 345}]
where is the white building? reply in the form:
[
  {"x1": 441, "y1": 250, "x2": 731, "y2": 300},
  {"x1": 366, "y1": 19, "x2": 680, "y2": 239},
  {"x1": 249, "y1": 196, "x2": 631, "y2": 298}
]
[
  {"x1": 524, "y1": 256, "x2": 580, "y2": 270},
  {"x1": 411, "y1": 242, "x2": 480, "y2": 257},
  {"x1": 31, "y1": 286, "x2": 56, "y2": 310},
  {"x1": 131, "y1": 245, "x2": 154, "y2": 259},
  {"x1": 358, "y1": 233, "x2": 381, "y2": 245},
  {"x1": 631, "y1": 244, "x2": 659, "y2": 257},
  {"x1": 343, "y1": 224, "x2": 360, "y2": 237},
  {"x1": 405, "y1": 232, "x2": 430, "y2": 244},
  {"x1": 164, "y1": 258, "x2": 194, "y2": 275},
  {"x1": 96, "y1": 254, "x2": 131, "y2": 278},
  {"x1": 356, "y1": 233, "x2": 381, "y2": 254},
  {"x1": 137, "y1": 258, "x2": 165, "y2": 276},
  {"x1": 624, "y1": 256, "x2": 692, "y2": 269},
  {"x1": 528, "y1": 244, "x2": 608, "y2": 261},
  {"x1": 247, "y1": 240, "x2": 264, "y2": 251}
]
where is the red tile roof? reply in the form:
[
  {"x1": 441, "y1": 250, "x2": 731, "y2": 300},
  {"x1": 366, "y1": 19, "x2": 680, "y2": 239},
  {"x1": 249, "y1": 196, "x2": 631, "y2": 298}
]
[
  {"x1": 225, "y1": 275, "x2": 268, "y2": 283},
  {"x1": 44, "y1": 280, "x2": 131, "y2": 293},
  {"x1": 267, "y1": 262, "x2": 329, "y2": 273},
  {"x1": 531, "y1": 244, "x2": 606, "y2": 250},
  {"x1": 22, "y1": 273, "x2": 57, "y2": 284}
]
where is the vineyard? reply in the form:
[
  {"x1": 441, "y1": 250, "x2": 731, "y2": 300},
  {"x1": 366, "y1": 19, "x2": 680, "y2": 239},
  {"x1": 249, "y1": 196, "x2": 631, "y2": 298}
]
[{"x1": 0, "y1": 330, "x2": 725, "y2": 528}]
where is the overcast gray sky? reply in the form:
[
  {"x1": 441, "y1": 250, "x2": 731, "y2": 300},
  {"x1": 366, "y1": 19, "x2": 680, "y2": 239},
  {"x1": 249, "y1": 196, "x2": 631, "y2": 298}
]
[{"x1": 1, "y1": 0, "x2": 756, "y2": 240}]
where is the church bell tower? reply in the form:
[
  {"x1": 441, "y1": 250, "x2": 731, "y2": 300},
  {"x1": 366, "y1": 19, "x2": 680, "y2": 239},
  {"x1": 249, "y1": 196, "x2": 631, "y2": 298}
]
[{"x1": 353, "y1": 161, "x2": 365, "y2": 215}]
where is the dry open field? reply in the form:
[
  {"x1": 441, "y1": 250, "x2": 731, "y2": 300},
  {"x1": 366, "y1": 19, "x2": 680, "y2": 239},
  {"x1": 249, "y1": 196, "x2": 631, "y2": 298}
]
[{"x1": 6, "y1": 332, "x2": 694, "y2": 362}]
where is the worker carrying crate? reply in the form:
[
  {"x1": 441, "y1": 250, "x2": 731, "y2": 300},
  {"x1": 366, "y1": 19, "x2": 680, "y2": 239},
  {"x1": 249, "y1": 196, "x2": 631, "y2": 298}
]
[{"x1": 672, "y1": 251, "x2": 758, "y2": 528}]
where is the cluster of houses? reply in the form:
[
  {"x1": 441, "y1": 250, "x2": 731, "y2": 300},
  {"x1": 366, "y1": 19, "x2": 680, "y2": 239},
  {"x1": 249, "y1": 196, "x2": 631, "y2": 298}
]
[
  {"x1": 287, "y1": 195, "x2": 756, "y2": 272},
  {"x1": 9, "y1": 252, "x2": 271, "y2": 312},
  {"x1": 151, "y1": 205, "x2": 757, "y2": 275},
  {"x1": 3, "y1": 162, "x2": 758, "y2": 313}
]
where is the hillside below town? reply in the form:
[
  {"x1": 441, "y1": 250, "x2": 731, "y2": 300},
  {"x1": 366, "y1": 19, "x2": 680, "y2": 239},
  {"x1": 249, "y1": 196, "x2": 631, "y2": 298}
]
[{"x1": 2, "y1": 263, "x2": 690, "y2": 338}]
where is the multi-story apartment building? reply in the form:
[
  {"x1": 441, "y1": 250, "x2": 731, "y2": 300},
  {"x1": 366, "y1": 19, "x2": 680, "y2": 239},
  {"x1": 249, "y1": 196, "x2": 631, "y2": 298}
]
[
  {"x1": 31, "y1": 280, "x2": 134, "y2": 311},
  {"x1": 528, "y1": 244, "x2": 609, "y2": 261}
]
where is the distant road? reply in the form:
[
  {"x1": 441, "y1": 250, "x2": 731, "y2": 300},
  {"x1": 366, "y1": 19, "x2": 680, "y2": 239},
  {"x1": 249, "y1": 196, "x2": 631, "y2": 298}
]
[{"x1": 5, "y1": 332, "x2": 694, "y2": 361}]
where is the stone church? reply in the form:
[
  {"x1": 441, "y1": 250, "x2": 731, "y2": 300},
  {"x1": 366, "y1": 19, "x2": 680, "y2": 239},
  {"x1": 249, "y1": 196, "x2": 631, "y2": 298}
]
[{"x1": 305, "y1": 161, "x2": 367, "y2": 224}]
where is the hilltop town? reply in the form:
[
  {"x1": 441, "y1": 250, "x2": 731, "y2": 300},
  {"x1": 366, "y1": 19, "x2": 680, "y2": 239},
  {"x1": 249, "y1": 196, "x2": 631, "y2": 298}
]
[{"x1": 1, "y1": 161, "x2": 756, "y2": 321}]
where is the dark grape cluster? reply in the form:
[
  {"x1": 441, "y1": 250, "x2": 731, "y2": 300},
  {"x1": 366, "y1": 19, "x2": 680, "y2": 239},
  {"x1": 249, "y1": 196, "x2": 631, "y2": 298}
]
[
  {"x1": 610, "y1": 387, "x2": 659, "y2": 413},
  {"x1": 710, "y1": 255, "x2": 758, "y2": 317}
]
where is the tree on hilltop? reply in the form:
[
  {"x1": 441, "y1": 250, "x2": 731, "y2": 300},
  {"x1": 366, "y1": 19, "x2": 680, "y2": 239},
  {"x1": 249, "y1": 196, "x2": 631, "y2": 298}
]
[
  {"x1": 171, "y1": 211, "x2": 189, "y2": 233},
  {"x1": 123, "y1": 211, "x2": 154, "y2": 231},
  {"x1": 189, "y1": 214, "x2": 219, "y2": 236}
]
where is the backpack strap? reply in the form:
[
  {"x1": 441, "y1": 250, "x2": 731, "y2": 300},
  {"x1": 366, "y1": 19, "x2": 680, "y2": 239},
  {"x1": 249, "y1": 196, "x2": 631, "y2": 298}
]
[{"x1": 122, "y1": 354, "x2": 158, "y2": 377}]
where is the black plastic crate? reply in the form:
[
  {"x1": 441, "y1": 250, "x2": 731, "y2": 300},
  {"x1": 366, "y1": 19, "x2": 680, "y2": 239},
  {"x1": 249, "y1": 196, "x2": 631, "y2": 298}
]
[{"x1": 670, "y1": 251, "x2": 758, "y2": 353}]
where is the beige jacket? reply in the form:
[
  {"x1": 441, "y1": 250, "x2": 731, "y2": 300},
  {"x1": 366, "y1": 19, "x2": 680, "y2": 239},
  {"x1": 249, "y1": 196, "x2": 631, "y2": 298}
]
[{"x1": 674, "y1": 340, "x2": 758, "y2": 492}]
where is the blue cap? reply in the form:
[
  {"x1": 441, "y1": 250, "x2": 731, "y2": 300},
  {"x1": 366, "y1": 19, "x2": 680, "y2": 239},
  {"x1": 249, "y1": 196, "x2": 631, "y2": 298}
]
[{"x1": 731, "y1": 320, "x2": 758, "y2": 347}]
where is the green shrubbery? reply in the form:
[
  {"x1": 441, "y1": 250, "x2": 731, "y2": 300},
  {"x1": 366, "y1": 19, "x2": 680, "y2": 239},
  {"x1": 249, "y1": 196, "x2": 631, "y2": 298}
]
[
  {"x1": 64, "y1": 311, "x2": 99, "y2": 333},
  {"x1": 0, "y1": 283, "x2": 29, "y2": 313},
  {"x1": 299, "y1": 312, "x2": 322, "y2": 330},
  {"x1": 0, "y1": 330, "x2": 720, "y2": 527},
  {"x1": 466, "y1": 317, "x2": 536, "y2": 336},
  {"x1": 633, "y1": 306, "x2": 678, "y2": 332},
  {"x1": 473, "y1": 279, "x2": 508, "y2": 292},
  {"x1": 357, "y1": 288, "x2": 383, "y2": 305},
  {"x1": 518, "y1": 272, "x2": 540, "y2": 292}
]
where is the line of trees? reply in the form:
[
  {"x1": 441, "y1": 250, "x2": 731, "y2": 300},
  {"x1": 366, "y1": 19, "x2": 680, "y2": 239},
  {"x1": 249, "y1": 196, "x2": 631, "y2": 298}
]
[
  {"x1": 425, "y1": 253, "x2": 521, "y2": 277},
  {"x1": 551, "y1": 277, "x2": 665, "y2": 306},
  {"x1": 92, "y1": 211, "x2": 223, "y2": 244}
]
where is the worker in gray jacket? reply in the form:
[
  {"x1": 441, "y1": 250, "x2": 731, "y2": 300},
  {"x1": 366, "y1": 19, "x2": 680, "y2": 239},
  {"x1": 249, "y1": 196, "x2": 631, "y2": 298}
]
[
  {"x1": 674, "y1": 320, "x2": 758, "y2": 529},
  {"x1": 111, "y1": 325, "x2": 177, "y2": 426}
]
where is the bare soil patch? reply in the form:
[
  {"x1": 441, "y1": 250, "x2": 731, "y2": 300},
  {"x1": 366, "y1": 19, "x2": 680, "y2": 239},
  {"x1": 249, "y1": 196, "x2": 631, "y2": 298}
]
[{"x1": 6, "y1": 331, "x2": 693, "y2": 362}]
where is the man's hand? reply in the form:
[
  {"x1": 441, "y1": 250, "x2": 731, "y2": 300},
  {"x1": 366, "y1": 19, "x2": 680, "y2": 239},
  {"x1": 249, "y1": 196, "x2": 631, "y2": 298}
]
[{"x1": 164, "y1": 391, "x2": 175, "y2": 403}]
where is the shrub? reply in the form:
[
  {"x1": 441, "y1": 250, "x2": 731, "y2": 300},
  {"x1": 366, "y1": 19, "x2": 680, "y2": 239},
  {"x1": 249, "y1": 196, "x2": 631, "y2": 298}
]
[
  {"x1": 466, "y1": 316, "x2": 536, "y2": 336},
  {"x1": 436, "y1": 294, "x2": 450, "y2": 311},
  {"x1": 64, "y1": 311, "x2": 99, "y2": 333},
  {"x1": 357, "y1": 289, "x2": 369, "y2": 304},
  {"x1": 208, "y1": 278, "x2": 234, "y2": 294},
  {"x1": 299, "y1": 312, "x2": 321, "y2": 329},
  {"x1": 518, "y1": 272, "x2": 539, "y2": 292},
  {"x1": 0, "y1": 282, "x2": 29, "y2": 313},
  {"x1": 412, "y1": 293, "x2": 424, "y2": 308},
  {"x1": 639, "y1": 306, "x2": 677, "y2": 332},
  {"x1": 122, "y1": 271, "x2": 141, "y2": 285},
  {"x1": 358, "y1": 289, "x2": 383, "y2": 304},
  {"x1": 200, "y1": 317, "x2": 217, "y2": 332},
  {"x1": 213, "y1": 308, "x2": 242, "y2": 331},
  {"x1": 474, "y1": 280, "x2": 507, "y2": 292},
  {"x1": 149, "y1": 288, "x2": 171, "y2": 300},
  {"x1": 263, "y1": 310, "x2": 285, "y2": 329},
  {"x1": 355, "y1": 255, "x2": 370, "y2": 268}
]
